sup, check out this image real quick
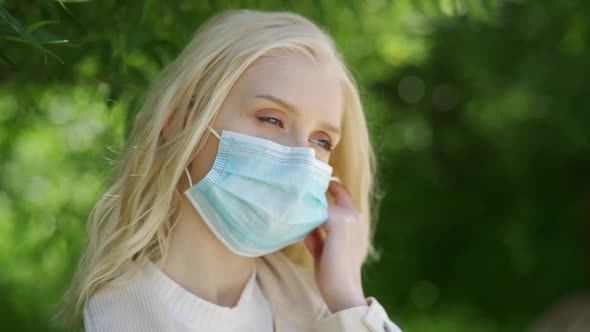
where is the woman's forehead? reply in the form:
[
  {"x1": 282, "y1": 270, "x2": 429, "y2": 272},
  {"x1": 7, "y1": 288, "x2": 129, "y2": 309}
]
[{"x1": 235, "y1": 52, "x2": 344, "y2": 124}]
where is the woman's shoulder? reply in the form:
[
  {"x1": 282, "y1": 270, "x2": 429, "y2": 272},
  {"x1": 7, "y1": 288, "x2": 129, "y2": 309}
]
[{"x1": 83, "y1": 262, "x2": 173, "y2": 332}]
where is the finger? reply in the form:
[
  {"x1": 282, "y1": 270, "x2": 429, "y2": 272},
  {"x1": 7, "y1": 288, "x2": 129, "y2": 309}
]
[
  {"x1": 303, "y1": 232, "x2": 316, "y2": 257},
  {"x1": 320, "y1": 205, "x2": 343, "y2": 234},
  {"x1": 304, "y1": 228, "x2": 324, "y2": 259},
  {"x1": 327, "y1": 181, "x2": 355, "y2": 208}
]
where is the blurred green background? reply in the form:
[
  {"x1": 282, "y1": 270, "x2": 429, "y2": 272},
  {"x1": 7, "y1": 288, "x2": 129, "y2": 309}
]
[{"x1": 1, "y1": 0, "x2": 589, "y2": 331}]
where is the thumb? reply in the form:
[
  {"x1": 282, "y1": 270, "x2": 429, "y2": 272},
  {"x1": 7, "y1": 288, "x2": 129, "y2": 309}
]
[{"x1": 304, "y1": 227, "x2": 324, "y2": 261}]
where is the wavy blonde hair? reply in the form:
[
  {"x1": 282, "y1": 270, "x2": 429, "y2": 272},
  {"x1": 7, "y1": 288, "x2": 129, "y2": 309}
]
[{"x1": 53, "y1": 9, "x2": 383, "y2": 331}]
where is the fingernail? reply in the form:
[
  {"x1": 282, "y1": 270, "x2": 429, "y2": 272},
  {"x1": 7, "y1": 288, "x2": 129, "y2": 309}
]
[{"x1": 330, "y1": 176, "x2": 341, "y2": 183}]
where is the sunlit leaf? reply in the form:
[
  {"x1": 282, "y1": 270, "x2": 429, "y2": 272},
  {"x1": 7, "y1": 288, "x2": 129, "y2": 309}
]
[
  {"x1": 31, "y1": 30, "x2": 69, "y2": 44},
  {"x1": 27, "y1": 20, "x2": 60, "y2": 33}
]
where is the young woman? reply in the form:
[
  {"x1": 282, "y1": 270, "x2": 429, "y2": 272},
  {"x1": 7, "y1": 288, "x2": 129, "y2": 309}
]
[{"x1": 55, "y1": 9, "x2": 402, "y2": 332}]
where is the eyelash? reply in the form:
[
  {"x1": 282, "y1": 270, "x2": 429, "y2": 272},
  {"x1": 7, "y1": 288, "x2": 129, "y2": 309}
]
[{"x1": 257, "y1": 116, "x2": 333, "y2": 152}]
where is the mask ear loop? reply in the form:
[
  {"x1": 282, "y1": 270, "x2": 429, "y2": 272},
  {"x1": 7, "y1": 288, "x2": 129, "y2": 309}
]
[
  {"x1": 184, "y1": 168, "x2": 193, "y2": 187},
  {"x1": 208, "y1": 126, "x2": 221, "y2": 139},
  {"x1": 185, "y1": 126, "x2": 220, "y2": 188}
]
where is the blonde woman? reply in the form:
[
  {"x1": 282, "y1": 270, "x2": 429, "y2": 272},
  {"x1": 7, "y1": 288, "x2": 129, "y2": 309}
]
[{"x1": 54, "y1": 9, "x2": 402, "y2": 332}]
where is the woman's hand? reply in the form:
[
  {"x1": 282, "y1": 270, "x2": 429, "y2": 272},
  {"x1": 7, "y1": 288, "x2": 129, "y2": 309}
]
[{"x1": 304, "y1": 180, "x2": 368, "y2": 313}]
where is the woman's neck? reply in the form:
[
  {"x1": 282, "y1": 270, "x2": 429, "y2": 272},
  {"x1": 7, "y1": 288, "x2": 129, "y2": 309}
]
[{"x1": 161, "y1": 196, "x2": 255, "y2": 308}]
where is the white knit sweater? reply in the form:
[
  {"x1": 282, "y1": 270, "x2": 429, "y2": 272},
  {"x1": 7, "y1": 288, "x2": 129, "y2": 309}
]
[{"x1": 83, "y1": 250, "x2": 402, "y2": 332}]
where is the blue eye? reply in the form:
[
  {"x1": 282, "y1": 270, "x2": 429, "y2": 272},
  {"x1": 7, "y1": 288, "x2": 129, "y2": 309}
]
[
  {"x1": 257, "y1": 116, "x2": 284, "y2": 129},
  {"x1": 310, "y1": 138, "x2": 333, "y2": 152},
  {"x1": 257, "y1": 116, "x2": 333, "y2": 152}
]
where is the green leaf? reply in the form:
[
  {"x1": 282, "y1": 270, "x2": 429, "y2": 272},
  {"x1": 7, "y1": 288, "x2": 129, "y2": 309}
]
[
  {"x1": 0, "y1": 6, "x2": 63, "y2": 63},
  {"x1": 30, "y1": 30, "x2": 69, "y2": 44},
  {"x1": 50, "y1": 0, "x2": 93, "y2": 2},
  {"x1": 126, "y1": 0, "x2": 155, "y2": 53},
  {"x1": 3, "y1": 32, "x2": 68, "y2": 45},
  {"x1": 0, "y1": 23, "x2": 18, "y2": 36},
  {"x1": 55, "y1": 1, "x2": 74, "y2": 17},
  {"x1": 27, "y1": 20, "x2": 60, "y2": 33}
]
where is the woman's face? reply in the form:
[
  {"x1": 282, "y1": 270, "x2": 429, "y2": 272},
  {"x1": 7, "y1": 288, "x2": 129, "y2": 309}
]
[{"x1": 188, "y1": 51, "x2": 344, "y2": 184}]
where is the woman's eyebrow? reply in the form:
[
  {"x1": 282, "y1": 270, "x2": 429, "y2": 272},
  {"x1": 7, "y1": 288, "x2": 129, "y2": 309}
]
[{"x1": 254, "y1": 94, "x2": 341, "y2": 137}]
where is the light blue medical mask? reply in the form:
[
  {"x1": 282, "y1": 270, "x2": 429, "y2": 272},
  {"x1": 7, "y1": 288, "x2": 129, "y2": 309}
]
[{"x1": 184, "y1": 126, "x2": 339, "y2": 257}]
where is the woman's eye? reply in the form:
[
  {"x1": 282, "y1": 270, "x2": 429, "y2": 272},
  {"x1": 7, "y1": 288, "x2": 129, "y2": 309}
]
[
  {"x1": 257, "y1": 116, "x2": 284, "y2": 129},
  {"x1": 310, "y1": 138, "x2": 333, "y2": 152},
  {"x1": 258, "y1": 116, "x2": 333, "y2": 152}
]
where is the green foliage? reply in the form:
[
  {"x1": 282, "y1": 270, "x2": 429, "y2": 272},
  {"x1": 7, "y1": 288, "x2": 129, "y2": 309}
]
[
  {"x1": 1, "y1": 1, "x2": 588, "y2": 331},
  {"x1": 0, "y1": 6, "x2": 68, "y2": 64}
]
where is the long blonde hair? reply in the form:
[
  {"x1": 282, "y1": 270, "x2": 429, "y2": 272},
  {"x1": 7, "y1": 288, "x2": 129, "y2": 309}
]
[{"x1": 53, "y1": 9, "x2": 383, "y2": 331}]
